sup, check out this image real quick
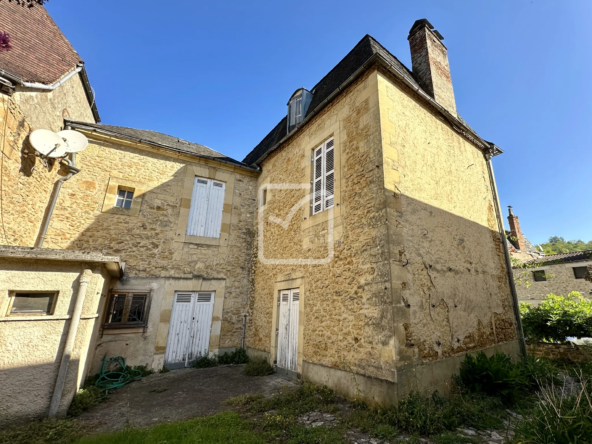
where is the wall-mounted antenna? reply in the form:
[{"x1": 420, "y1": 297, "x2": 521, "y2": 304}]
[
  {"x1": 29, "y1": 129, "x2": 65, "y2": 158},
  {"x1": 57, "y1": 130, "x2": 88, "y2": 154}
]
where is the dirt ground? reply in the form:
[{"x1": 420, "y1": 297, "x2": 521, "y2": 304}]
[{"x1": 78, "y1": 364, "x2": 294, "y2": 432}]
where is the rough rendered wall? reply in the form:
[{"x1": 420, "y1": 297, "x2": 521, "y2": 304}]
[
  {"x1": 246, "y1": 70, "x2": 397, "y2": 382},
  {"x1": 41, "y1": 141, "x2": 257, "y2": 351},
  {"x1": 377, "y1": 70, "x2": 518, "y2": 370},
  {"x1": 13, "y1": 73, "x2": 95, "y2": 132},
  {"x1": 0, "y1": 260, "x2": 106, "y2": 425},
  {"x1": 0, "y1": 94, "x2": 58, "y2": 247},
  {"x1": 515, "y1": 261, "x2": 592, "y2": 304}
]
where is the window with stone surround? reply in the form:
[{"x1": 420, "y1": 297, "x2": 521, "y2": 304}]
[
  {"x1": 573, "y1": 266, "x2": 588, "y2": 280},
  {"x1": 7, "y1": 292, "x2": 57, "y2": 316},
  {"x1": 533, "y1": 270, "x2": 547, "y2": 282},
  {"x1": 312, "y1": 138, "x2": 334, "y2": 215},
  {"x1": 186, "y1": 177, "x2": 226, "y2": 238},
  {"x1": 104, "y1": 291, "x2": 150, "y2": 328}
]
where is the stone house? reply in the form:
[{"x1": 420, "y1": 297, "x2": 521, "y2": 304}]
[
  {"x1": 0, "y1": 5, "x2": 522, "y2": 422},
  {"x1": 507, "y1": 208, "x2": 592, "y2": 304},
  {"x1": 242, "y1": 20, "x2": 522, "y2": 404},
  {"x1": 0, "y1": 3, "x2": 256, "y2": 424}
]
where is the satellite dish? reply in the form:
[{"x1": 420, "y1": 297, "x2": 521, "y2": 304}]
[
  {"x1": 57, "y1": 130, "x2": 88, "y2": 153},
  {"x1": 29, "y1": 129, "x2": 65, "y2": 157}
]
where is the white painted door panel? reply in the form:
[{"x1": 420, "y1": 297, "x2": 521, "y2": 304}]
[
  {"x1": 277, "y1": 288, "x2": 299, "y2": 373},
  {"x1": 165, "y1": 292, "x2": 214, "y2": 367}
]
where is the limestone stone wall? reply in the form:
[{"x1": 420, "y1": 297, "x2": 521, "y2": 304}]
[
  {"x1": 13, "y1": 72, "x2": 96, "y2": 132},
  {"x1": 246, "y1": 69, "x2": 396, "y2": 382},
  {"x1": 0, "y1": 259, "x2": 109, "y2": 425},
  {"x1": 515, "y1": 261, "x2": 592, "y2": 305},
  {"x1": 39, "y1": 136, "x2": 258, "y2": 352},
  {"x1": 0, "y1": 94, "x2": 60, "y2": 247},
  {"x1": 246, "y1": 65, "x2": 520, "y2": 402},
  {"x1": 526, "y1": 342, "x2": 591, "y2": 363},
  {"x1": 377, "y1": 69, "x2": 518, "y2": 370}
]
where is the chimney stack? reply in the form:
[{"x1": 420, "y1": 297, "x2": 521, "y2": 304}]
[
  {"x1": 408, "y1": 19, "x2": 457, "y2": 116},
  {"x1": 507, "y1": 206, "x2": 527, "y2": 251}
]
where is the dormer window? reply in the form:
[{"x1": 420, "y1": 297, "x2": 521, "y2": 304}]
[{"x1": 287, "y1": 88, "x2": 313, "y2": 133}]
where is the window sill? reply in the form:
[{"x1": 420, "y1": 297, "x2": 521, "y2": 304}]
[
  {"x1": 0, "y1": 314, "x2": 99, "y2": 322},
  {"x1": 180, "y1": 234, "x2": 228, "y2": 246},
  {"x1": 102, "y1": 327, "x2": 145, "y2": 335}
]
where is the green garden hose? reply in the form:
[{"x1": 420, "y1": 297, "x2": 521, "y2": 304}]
[{"x1": 94, "y1": 356, "x2": 143, "y2": 398}]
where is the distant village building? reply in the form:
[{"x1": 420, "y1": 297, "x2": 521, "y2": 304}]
[
  {"x1": 0, "y1": 5, "x2": 523, "y2": 423},
  {"x1": 506, "y1": 207, "x2": 592, "y2": 304}
]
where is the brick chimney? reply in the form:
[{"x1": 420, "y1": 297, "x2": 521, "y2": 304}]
[
  {"x1": 507, "y1": 206, "x2": 527, "y2": 251},
  {"x1": 408, "y1": 19, "x2": 457, "y2": 116}
]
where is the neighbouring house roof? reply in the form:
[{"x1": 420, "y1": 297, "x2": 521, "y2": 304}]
[
  {"x1": 526, "y1": 250, "x2": 592, "y2": 266},
  {"x1": 505, "y1": 230, "x2": 541, "y2": 256},
  {"x1": 243, "y1": 34, "x2": 497, "y2": 166},
  {"x1": 0, "y1": 2, "x2": 100, "y2": 121},
  {"x1": 0, "y1": 245, "x2": 123, "y2": 277},
  {"x1": 66, "y1": 120, "x2": 257, "y2": 171}
]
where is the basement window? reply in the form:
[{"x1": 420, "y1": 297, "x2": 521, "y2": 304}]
[
  {"x1": 8, "y1": 292, "x2": 57, "y2": 316},
  {"x1": 573, "y1": 267, "x2": 588, "y2": 279},
  {"x1": 115, "y1": 188, "x2": 134, "y2": 209},
  {"x1": 533, "y1": 270, "x2": 547, "y2": 282},
  {"x1": 104, "y1": 292, "x2": 150, "y2": 328}
]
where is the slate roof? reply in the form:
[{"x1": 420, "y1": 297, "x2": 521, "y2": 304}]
[
  {"x1": 243, "y1": 34, "x2": 482, "y2": 166},
  {"x1": 66, "y1": 120, "x2": 253, "y2": 169},
  {"x1": 505, "y1": 230, "x2": 541, "y2": 256},
  {"x1": 0, "y1": 2, "x2": 81, "y2": 84},
  {"x1": 528, "y1": 250, "x2": 592, "y2": 266}
]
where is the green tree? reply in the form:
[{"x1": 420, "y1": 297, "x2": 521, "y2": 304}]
[{"x1": 540, "y1": 236, "x2": 592, "y2": 255}]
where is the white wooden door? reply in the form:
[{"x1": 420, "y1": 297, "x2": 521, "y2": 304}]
[
  {"x1": 277, "y1": 288, "x2": 299, "y2": 372},
  {"x1": 164, "y1": 292, "x2": 215, "y2": 368}
]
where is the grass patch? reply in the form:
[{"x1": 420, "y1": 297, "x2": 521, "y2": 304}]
[
  {"x1": 244, "y1": 358, "x2": 274, "y2": 376},
  {"x1": 75, "y1": 411, "x2": 265, "y2": 444},
  {"x1": 218, "y1": 348, "x2": 250, "y2": 365},
  {"x1": 0, "y1": 419, "x2": 83, "y2": 444},
  {"x1": 192, "y1": 354, "x2": 218, "y2": 368}
]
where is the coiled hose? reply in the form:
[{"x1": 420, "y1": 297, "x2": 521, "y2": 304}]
[{"x1": 95, "y1": 356, "x2": 143, "y2": 398}]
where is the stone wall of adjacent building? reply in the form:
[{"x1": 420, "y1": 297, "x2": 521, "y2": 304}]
[
  {"x1": 526, "y1": 342, "x2": 592, "y2": 363},
  {"x1": 515, "y1": 261, "x2": 592, "y2": 305},
  {"x1": 40, "y1": 137, "x2": 258, "y2": 355},
  {"x1": 0, "y1": 94, "x2": 58, "y2": 247},
  {"x1": 376, "y1": 69, "x2": 519, "y2": 387},
  {"x1": 0, "y1": 259, "x2": 110, "y2": 426},
  {"x1": 13, "y1": 72, "x2": 96, "y2": 132}
]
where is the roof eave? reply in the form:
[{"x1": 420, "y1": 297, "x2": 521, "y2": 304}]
[
  {"x1": 249, "y1": 52, "x2": 498, "y2": 166},
  {"x1": 65, "y1": 120, "x2": 260, "y2": 172}
]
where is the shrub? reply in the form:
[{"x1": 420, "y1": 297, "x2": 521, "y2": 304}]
[
  {"x1": 218, "y1": 348, "x2": 250, "y2": 365},
  {"x1": 521, "y1": 292, "x2": 592, "y2": 343},
  {"x1": 458, "y1": 352, "x2": 528, "y2": 404},
  {"x1": 192, "y1": 354, "x2": 218, "y2": 369},
  {"x1": 514, "y1": 376, "x2": 592, "y2": 443},
  {"x1": 67, "y1": 385, "x2": 103, "y2": 417},
  {"x1": 244, "y1": 358, "x2": 274, "y2": 376}
]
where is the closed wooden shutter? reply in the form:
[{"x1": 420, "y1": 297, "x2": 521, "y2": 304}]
[
  {"x1": 204, "y1": 181, "x2": 225, "y2": 238},
  {"x1": 186, "y1": 178, "x2": 226, "y2": 238}
]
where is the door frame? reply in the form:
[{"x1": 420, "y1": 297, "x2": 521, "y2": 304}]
[
  {"x1": 270, "y1": 276, "x2": 305, "y2": 377},
  {"x1": 164, "y1": 291, "x2": 215, "y2": 369}
]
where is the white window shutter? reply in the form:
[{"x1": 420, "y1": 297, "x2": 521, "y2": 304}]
[
  {"x1": 187, "y1": 178, "x2": 210, "y2": 236},
  {"x1": 204, "y1": 181, "x2": 225, "y2": 238},
  {"x1": 313, "y1": 146, "x2": 323, "y2": 214},
  {"x1": 324, "y1": 139, "x2": 334, "y2": 209}
]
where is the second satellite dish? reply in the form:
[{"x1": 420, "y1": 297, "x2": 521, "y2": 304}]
[
  {"x1": 57, "y1": 130, "x2": 89, "y2": 153},
  {"x1": 29, "y1": 129, "x2": 65, "y2": 157}
]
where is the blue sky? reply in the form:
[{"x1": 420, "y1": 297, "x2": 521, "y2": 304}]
[{"x1": 47, "y1": 0, "x2": 592, "y2": 245}]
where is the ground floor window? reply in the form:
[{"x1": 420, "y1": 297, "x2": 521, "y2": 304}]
[
  {"x1": 7, "y1": 292, "x2": 57, "y2": 316},
  {"x1": 104, "y1": 291, "x2": 150, "y2": 328}
]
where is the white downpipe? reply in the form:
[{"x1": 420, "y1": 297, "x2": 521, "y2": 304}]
[
  {"x1": 22, "y1": 66, "x2": 82, "y2": 91},
  {"x1": 48, "y1": 268, "x2": 92, "y2": 418}
]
